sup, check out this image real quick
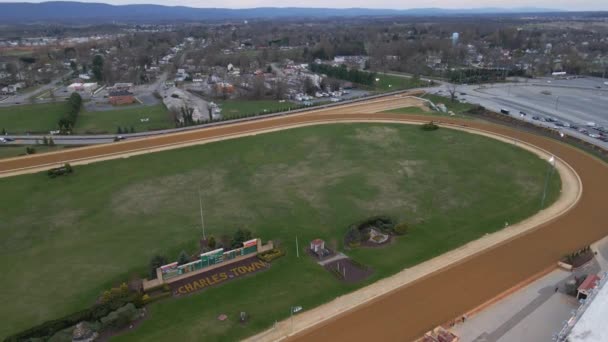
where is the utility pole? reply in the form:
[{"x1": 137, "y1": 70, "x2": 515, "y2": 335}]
[
  {"x1": 295, "y1": 235, "x2": 299, "y2": 258},
  {"x1": 198, "y1": 186, "x2": 206, "y2": 240}
]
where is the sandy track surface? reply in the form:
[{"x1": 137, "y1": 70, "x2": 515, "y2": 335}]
[{"x1": 1, "y1": 94, "x2": 606, "y2": 342}]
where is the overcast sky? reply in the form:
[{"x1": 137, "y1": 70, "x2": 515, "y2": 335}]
[{"x1": 0, "y1": 0, "x2": 606, "y2": 11}]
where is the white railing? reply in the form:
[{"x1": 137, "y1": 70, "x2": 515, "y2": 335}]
[{"x1": 554, "y1": 272, "x2": 608, "y2": 341}]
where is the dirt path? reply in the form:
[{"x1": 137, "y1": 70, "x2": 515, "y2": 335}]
[{"x1": 1, "y1": 95, "x2": 606, "y2": 342}]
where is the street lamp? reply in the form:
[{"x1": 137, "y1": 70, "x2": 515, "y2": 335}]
[{"x1": 541, "y1": 156, "x2": 556, "y2": 209}]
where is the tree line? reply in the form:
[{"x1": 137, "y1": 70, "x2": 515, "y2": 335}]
[
  {"x1": 58, "y1": 92, "x2": 82, "y2": 134},
  {"x1": 309, "y1": 63, "x2": 376, "y2": 86}
]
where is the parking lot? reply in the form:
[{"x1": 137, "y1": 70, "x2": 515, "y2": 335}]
[{"x1": 433, "y1": 77, "x2": 608, "y2": 149}]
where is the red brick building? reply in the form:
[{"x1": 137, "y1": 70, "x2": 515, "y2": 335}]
[{"x1": 109, "y1": 90, "x2": 136, "y2": 105}]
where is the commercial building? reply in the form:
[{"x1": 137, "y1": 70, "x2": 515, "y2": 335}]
[
  {"x1": 67, "y1": 82, "x2": 98, "y2": 93},
  {"x1": 557, "y1": 272, "x2": 607, "y2": 342},
  {"x1": 108, "y1": 90, "x2": 136, "y2": 105}
]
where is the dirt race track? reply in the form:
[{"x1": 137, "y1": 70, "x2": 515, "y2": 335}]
[{"x1": 1, "y1": 94, "x2": 608, "y2": 341}]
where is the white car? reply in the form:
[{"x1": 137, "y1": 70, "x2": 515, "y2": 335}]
[{"x1": 589, "y1": 133, "x2": 601, "y2": 139}]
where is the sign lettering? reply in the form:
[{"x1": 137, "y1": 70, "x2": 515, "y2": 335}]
[{"x1": 175, "y1": 260, "x2": 268, "y2": 295}]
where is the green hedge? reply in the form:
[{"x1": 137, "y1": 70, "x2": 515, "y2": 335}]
[
  {"x1": 420, "y1": 122, "x2": 439, "y2": 131},
  {"x1": 394, "y1": 222, "x2": 409, "y2": 235},
  {"x1": 257, "y1": 248, "x2": 285, "y2": 263},
  {"x1": 4, "y1": 293, "x2": 142, "y2": 342}
]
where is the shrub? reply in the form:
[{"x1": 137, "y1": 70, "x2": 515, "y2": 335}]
[
  {"x1": 257, "y1": 248, "x2": 285, "y2": 262},
  {"x1": 47, "y1": 164, "x2": 73, "y2": 178},
  {"x1": 4, "y1": 293, "x2": 142, "y2": 341},
  {"x1": 420, "y1": 122, "x2": 439, "y2": 131},
  {"x1": 143, "y1": 291, "x2": 171, "y2": 304},
  {"x1": 148, "y1": 255, "x2": 167, "y2": 279},
  {"x1": 177, "y1": 250, "x2": 190, "y2": 265},
  {"x1": 100, "y1": 303, "x2": 139, "y2": 331},
  {"x1": 141, "y1": 294, "x2": 150, "y2": 303},
  {"x1": 347, "y1": 241, "x2": 360, "y2": 248},
  {"x1": 231, "y1": 228, "x2": 253, "y2": 249},
  {"x1": 466, "y1": 105, "x2": 485, "y2": 115},
  {"x1": 208, "y1": 236, "x2": 216, "y2": 249},
  {"x1": 26, "y1": 146, "x2": 36, "y2": 155},
  {"x1": 345, "y1": 226, "x2": 361, "y2": 245},
  {"x1": 394, "y1": 222, "x2": 409, "y2": 235}
]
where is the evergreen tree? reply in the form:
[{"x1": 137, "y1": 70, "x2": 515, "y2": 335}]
[{"x1": 177, "y1": 251, "x2": 190, "y2": 265}]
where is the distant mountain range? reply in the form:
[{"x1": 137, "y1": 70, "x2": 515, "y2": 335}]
[{"x1": 0, "y1": 1, "x2": 566, "y2": 23}]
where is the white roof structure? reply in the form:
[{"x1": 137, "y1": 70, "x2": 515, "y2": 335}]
[{"x1": 567, "y1": 273, "x2": 608, "y2": 342}]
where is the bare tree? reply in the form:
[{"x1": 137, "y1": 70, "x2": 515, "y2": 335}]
[
  {"x1": 251, "y1": 77, "x2": 266, "y2": 100},
  {"x1": 273, "y1": 78, "x2": 287, "y2": 100},
  {"x1": 447, "y1": 83, "x2": 459, "y2": 102}
]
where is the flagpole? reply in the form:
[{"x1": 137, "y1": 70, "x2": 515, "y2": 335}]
[{"x1": 199, "y1": 186, "x2": 206, "y2": 240}]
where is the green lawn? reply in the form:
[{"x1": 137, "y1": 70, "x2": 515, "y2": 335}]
[
  {"x1": 218, "y1": 100, "x2": 293, "y2": 119},
  {"x1": 373, "y1": 74, "x2": 429, "y2": 91},
  {"x1": 74, "y1": 104, "x2": 173, "y2": 134},
  {"x1": 0, "y1": 123, "x2": 560, "y2": 340},
  {"x1": 0, "y1": 102, "x2": 69, "y2": 134}
]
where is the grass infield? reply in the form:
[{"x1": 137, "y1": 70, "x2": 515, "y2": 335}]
[{"x1": 0, "y1": 123, "x2": 560, "y2": 340}]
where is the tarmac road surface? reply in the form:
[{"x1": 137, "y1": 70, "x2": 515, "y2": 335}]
[{"x1": 1, "y1": 94, "x2": 607, "y2": 342}]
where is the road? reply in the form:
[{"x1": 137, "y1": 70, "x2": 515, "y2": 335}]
[
  {"x1": 0, "y1": 93, "x2": 607, "y2": 342},
  {"x1": 0, "y1": 87, "x2": 427, "y2": 146},
  {"x1": 0, "y1": 71, "x2": 72, "y2": 106}
]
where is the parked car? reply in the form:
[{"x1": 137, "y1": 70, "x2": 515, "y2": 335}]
[
  {"x1": 532, "y1": 116, "x2": 540, "y2": 120},
  {"x1": 519, "y1": 111, "x2": 527, "y2": 116},
  {"x1": 500, "y1": 108, "x2": 510, "y2": 115}
]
